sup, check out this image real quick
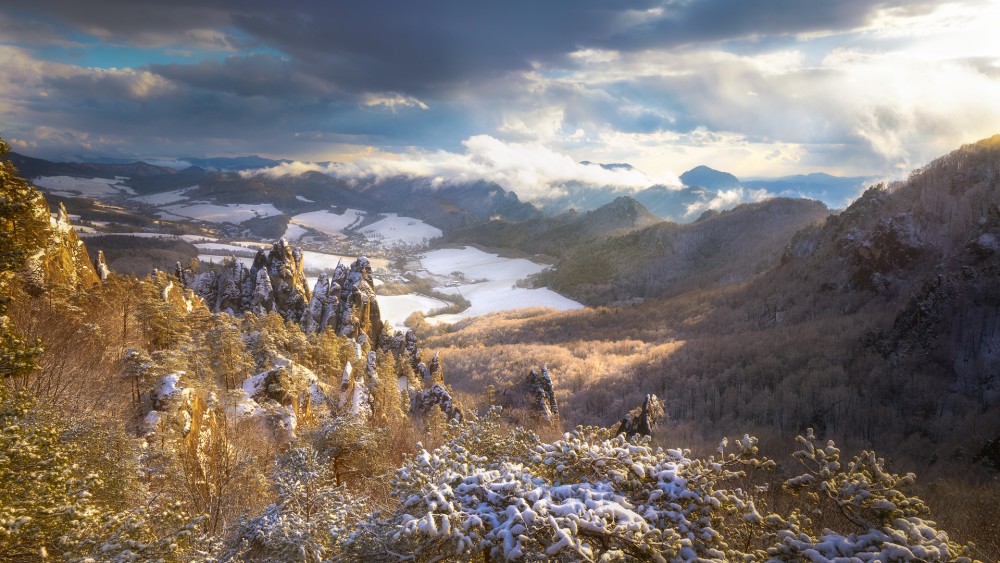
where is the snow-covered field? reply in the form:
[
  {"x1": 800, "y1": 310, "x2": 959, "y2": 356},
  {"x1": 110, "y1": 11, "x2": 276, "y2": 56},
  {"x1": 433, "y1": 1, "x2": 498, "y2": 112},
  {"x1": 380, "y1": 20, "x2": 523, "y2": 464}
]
[
  {"x1": 195, "y1": 242, "x2": 268, "y2": 253},
  {"x1": 133, "y1": 187, "x2": 197, "y2": 205},
  {"x1": 358, "y1": 213, "x2": 442, "y2": 246},
  {"x1": 283, "y1": 223, "x2": 310, "y2": 241},
  {"x1": 181, "y1": 234, "x2": 218, "y2": 243},
  {"x1": 159, "y1": 202, "x2": 282, "y2": 223},
  {"x1": 375, "y1": 294, "x2": 450, "y2": 332},
  {"x1": 418, "y1": 247, "x2": 582, "y2": 323},
  {"x1": 33, "y1": 176, "x2": 136, "y2": 198},
  {"x1": 431, "y1": 283, "x2": 582, "y2": 323},
  {"x1": 421, "y1": 247, "x2": 544, "y2": 280},
  {"x1": 287, "y1": 209, "x2": 366, "y2": 238},
  {"x1": 75, "y1": 230, "x2": 217, "y2": 243}
]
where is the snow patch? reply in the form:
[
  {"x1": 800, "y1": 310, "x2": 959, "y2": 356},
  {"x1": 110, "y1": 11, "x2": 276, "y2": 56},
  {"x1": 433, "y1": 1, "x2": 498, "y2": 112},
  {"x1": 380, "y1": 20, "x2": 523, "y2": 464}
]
[
  {"x1": 155, "y1": 372, "x2": 185, "y2": 405},
  {"x1": 33, "y1": 176, "x2": 136, "y2": 197},
  {"x1": 132, "y1": 186, "x2": 197, "y2": 205},
  {"x1": 357, "y1": 213, "x2": 442, "y2": 246},
  {"x1": 287, "y1": 209, "x2": 366, "y2": 237},
  {"x1": 419, "y1": 247, "x2": 583, "y2": 323},
  {"x1": 158, "y1": 202, "x2": 282, "y2": 223},
  {"x1": 379, "y1": 294, "x2": 451, "y2": 331}
]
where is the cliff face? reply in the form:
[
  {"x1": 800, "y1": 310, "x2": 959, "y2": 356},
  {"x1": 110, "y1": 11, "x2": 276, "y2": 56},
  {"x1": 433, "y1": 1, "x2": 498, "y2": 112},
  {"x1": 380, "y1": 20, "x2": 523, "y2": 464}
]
[
  {"x1": 257, "y1": 238, "x2": 311, "y2": 323},
  {"x1": 2, "y1": 144, "x2": 98, "y2": 292},
  {"x1": 776, "y1": 135, "x2": 1000, "y2": 320},
  {"x1": 9, "y1": 188, "x2": 101, "y2": 292},
  {"x1": 41, "y1": 203, "x2": 101, "y2": 291}
]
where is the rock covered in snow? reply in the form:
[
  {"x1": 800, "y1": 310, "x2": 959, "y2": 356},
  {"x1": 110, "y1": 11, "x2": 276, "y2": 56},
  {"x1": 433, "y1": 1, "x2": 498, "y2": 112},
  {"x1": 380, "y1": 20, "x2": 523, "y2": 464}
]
[
  {"x1": 382, "y1": 328, "x2": 422, "y2": 370},
  {"x1": 241, "y1": 356, "x2": 332, "y2": 436},
  {"x1": 528, "y1": 365, "x2": 558, "y2": 421},
  {"x1": 187, "y1": 238, "x2": 312, "y2": 322},
  {"x1": 411, "y1": 383, "x2": 462, "y2": 423},
  {"x1": 301, "y1": 271, "x2": 340, "y2": 334},
  {"x1": 338, "y1": 355, "x2": 373, "y2": 419},
  {"x1": 615, "y1": 394, "x2": 665, "y2": 438},
  {"x1": 256, "y1": 238, "x2": 311, "y2": 323},
  {"x1": 330, "y1": 256, "x2": 383, "y2": 346}
]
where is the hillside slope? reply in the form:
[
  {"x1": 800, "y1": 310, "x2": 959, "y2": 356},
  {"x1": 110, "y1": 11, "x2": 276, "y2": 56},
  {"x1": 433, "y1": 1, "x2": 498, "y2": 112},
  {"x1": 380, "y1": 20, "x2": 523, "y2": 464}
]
[
  {"x1": 441, "y1": 195, "x2": 660, "y2": 259},
  {"x1": 535, "y1": 197, "x2": 830, "y2": 305}
]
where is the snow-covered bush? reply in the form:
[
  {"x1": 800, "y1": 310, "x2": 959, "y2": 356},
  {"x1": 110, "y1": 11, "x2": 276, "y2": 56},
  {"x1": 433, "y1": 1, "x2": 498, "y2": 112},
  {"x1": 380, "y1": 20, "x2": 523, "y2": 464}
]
[
  {"x1": 769, "y1": 428, "x2": 975, "y2": 561},
  {"x1": 382, "y1": 419, "x2": 973, "y2": 562},
  {"x1": 220, "y1": 444, "x2": 362, "y2": 562}
]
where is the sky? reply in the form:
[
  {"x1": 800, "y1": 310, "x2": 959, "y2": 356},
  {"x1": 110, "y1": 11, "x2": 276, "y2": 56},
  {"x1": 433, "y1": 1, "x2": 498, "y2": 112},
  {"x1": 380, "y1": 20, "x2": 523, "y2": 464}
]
[{"x1": 2, "y1": 0, "x2": 1000, "y2": 193}]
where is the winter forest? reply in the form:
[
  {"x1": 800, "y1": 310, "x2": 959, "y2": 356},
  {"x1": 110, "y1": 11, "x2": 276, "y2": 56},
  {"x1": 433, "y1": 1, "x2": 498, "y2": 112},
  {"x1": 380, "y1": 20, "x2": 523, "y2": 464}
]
[{"x1": 4, "y1": 131, "x2": 1000, "y2": 562}]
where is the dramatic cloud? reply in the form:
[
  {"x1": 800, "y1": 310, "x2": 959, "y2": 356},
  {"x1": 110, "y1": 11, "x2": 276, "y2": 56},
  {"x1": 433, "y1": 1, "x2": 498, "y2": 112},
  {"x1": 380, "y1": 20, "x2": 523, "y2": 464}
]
[
  {"x1": 247, "y1": 134, "x2": 681, "y2": 202},
  {"x1": 684, "y1": 187, "x2": 773, "y2": 217},
  {"x1": 1, "y1": 0, "x2": 998, "y2": 182}
]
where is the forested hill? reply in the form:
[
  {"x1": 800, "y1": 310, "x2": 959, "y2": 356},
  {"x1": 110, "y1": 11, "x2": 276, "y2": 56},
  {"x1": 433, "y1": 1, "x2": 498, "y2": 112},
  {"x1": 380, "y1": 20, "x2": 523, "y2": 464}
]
[
  {"x1": 535, "y1": 197, "x2": 830, "y2": 305},
  {"x1": 1, "y1": 136, "x2": 995, "y2": 560}
]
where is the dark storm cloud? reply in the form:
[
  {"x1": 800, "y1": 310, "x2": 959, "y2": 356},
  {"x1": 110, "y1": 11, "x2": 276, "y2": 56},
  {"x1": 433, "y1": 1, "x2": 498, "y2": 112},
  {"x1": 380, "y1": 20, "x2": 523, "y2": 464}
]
[
  {"x1": 149, "y1": 54, "x2": 341, "y2": 99},
  {"x1": 615, "y1": 0, "x2": 940, "y2": 48},
  {"x1": 3, "y1": 0, "x2": 919, "y2": 95}
]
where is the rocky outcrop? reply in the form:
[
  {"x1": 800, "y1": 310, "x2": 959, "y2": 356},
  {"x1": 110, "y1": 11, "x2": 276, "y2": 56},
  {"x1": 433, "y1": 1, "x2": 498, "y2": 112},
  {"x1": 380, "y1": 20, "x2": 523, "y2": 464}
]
[
  {"x1": 615, "y1": 394, "x2": 665, "y2": 439},
  {"x1": 338, "y1": 355, "x2": 374, "y2": 419},
  {"x1": 411, "y1": 383, "x2": 462, "y2": 423},
  {"x1": 301, "y1": 257, "x2": 384, "y2": 346},
  {"x1": 95, "y1": 250, "x2": 111, "y2": 281},
  {"x1": 44, "y1": 203, "x2": 101, "y2": 290},
  {"x1": 501, "y1": 365, "x2": 559, "y2": 423},
  {"x1": 189, "y1": 246, "x2": 383, "y2": 345},
  {"x1": 240, "y1": 356, "x2": 332, "y2": 437},
  {"x1": 257, "y1": 238, "x2": 310, "y2": 323},
  {"x1": 334, "y1": 256, "x2": 382, "y2": 345},
  {"x1": 382, "y1": 328, "x2": 421, "y2": 366},
  {"x1": 16, "y1": 199, "x2": 101, "y2": 292},
  {"x1": 188, "y1": 257, "x2": 250, "y2": 315},
  {"x1": 174, "y1": 261, "x2": 194, "y2": 287},
  {"x1": 188, "y1": 238, "x2": 312, "y2": 322},
  {"x1": 301, "y1": 270, "x2": 340, "y2": 334},
  {"x1": 846, "y1": 213, "x2": 928, "y2": 292}
]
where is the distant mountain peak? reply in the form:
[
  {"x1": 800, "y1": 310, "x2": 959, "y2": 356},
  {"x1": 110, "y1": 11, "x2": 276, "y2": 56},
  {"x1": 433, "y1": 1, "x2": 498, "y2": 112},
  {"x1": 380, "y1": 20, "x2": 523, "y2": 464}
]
[
  {"x1": 679, "y1": 165, "x2": 740, "y2": 190},
  {"x1": 584, "y1": 195, "x2": 659, "y2": 229}
]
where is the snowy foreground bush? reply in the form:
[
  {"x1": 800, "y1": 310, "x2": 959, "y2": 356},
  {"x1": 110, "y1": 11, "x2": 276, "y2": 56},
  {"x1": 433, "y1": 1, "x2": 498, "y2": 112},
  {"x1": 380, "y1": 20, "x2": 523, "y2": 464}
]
[
  {"x1": 1, "y1": 393, "x2": 976, "y2": 561},
  {"x1": 344, "y1": 412, "x2": 974, "y2": 562}
]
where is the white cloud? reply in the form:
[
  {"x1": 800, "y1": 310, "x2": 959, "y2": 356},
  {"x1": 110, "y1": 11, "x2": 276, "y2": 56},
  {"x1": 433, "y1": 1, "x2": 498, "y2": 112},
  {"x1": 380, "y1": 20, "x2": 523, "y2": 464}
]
[
  {"x1": 515, "y1": 25, "x2": 1000, "y2": 176},
  {"x1": 361, "y1": 92, "x2": 429, "y2": 111},
  {"x1": 246, "y1": 134, "x2": 682, "y2": 202},
  {"x1": 684, "y1": 187, "x2": 773, "y2": 218}
]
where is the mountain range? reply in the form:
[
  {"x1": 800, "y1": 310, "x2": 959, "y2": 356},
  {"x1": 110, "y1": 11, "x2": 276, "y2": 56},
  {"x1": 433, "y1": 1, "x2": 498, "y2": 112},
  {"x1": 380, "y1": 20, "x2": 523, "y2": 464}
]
[{"x1": 9, "y1": 150, "x2": 878, "y2": 232}]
